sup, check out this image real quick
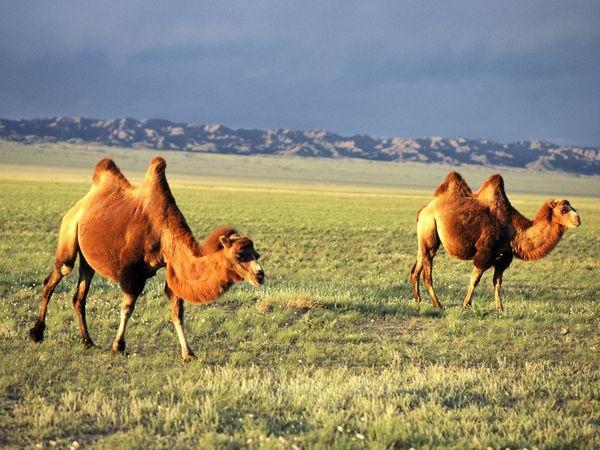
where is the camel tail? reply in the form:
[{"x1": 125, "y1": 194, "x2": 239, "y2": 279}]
[
  {"x1": 49, "y1": 203, "x2": 82, "y2": 277},
  {"x1": 416, "y1": 206, "x2": 425, "y2": 222}
]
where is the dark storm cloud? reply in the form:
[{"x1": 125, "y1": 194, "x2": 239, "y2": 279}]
[{"x1": 0, "y1": 0, "x2": 599, "y2": 145}]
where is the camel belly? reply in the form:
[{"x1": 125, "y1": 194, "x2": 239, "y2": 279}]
[
  {"x1": 77, "y1": 194, "x2": 155, "y2": 282},
  {"x1": 435, "y1": 211, "x2": 478, "y2": 260},
  {"x1": 78, "y1": 223, "x2": 126, "y2": 281},
  {"x1": 78, "y1": 218, "x2": 129, "y2": 280}
]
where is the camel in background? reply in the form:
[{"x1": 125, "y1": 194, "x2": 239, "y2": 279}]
[
  {"x1": 29, "y1": 157, "x2": 264, "y2": 361},
  {"x1": 410, "y1": 171, "x2": 580, "y2": 309}
]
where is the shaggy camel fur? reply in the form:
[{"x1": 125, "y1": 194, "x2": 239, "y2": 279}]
[
  {"x1": 410, "y1": 171, "x2": 580, "y2": 309},
  {"x1": 29, "y1": 157, "x2": 264, "y2": 361}
]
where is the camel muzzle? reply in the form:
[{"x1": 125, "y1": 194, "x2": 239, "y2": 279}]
[
  {"x1": 256, "y1": 269, "x2": 265, "y2": 285},
  {"x1": 570, "y1": 213, "x2": 581, "y2": 227},
  {"x1": 247, "y1": 261, "x2": 265, "y2": 287}
]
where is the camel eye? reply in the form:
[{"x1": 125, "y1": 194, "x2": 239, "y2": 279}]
[
  {"x1": 560, "y1": 206, "x2": 569, "y2": 214},
  {"x1": 236, "y1": 252, "x2": 251, "y2": 262}
]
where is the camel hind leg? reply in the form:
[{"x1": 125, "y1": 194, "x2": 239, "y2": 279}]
[
  {"x1": 410, "y1": 208, "x2": 425, "y2": 302},
  {"x1": 30, "y1": 211, "x2": 80, "y2": 342},
  {"x1": 72, "y1": 252, "x2": 95, "y2": 347},
  {"x1": 409, "y1": 258, "x2": 423, "y2": 302},
  {"x1": 421, "y1": 244, "x2": 442, "y2": 308},
  {"x1": 29, "y1": 267, "x2": 66, "y2": 342},
  {"x1": 414, "y1": 211, "x2": 443, "y2": 308}
]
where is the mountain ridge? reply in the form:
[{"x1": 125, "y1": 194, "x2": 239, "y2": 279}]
[{"x1": 1, "y1": 116, "x2": 598, "y2": 175}]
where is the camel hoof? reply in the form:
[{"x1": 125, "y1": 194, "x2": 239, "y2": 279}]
[
  {"x1": 112, "y1": 340, "x2": 126, "y2": 353},
  {"x1": 182, "y1": 352, "x2": 196, "y2": 363},
  {"x1": 29, "y1": 323, "x2": 45, "y2": 343},
  {"x1": 82, "y1": 338, "x2": 97, "y2": 348}
]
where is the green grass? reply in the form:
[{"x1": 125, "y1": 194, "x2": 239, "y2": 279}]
[{"x1": 0, "y1": 142, "x2": 599, "y2": 449}]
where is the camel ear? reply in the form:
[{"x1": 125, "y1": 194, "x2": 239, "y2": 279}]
[
  {"x1": 219, "y1": 235, "x2": 233, "y2": 248},
  {"x1": 548, "y1": 199, "x2": 559, "y2": 209}
]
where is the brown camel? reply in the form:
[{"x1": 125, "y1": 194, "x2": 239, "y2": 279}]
[
  {"x1": 410, "y1": 171, "x2": 580, "y2": 309},
  {"x1": 29, "y1": 157, "x2": 264, "y2": 361}
]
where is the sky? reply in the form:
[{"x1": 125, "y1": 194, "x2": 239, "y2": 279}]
[{"x1": 1, "y1": 0, "x2": 599, "y2": 146}]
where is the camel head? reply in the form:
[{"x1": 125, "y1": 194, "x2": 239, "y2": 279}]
[
  {"x1": 548, "y1": 199, "x2": 581, "y2": 229},
  {"x1": 219, "y1": 234, "x2": 265, "y2": 287}
]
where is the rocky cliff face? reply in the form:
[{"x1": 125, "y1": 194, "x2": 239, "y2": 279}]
[{"x1": 1, "y1": 117, "x2": 598, "y2": 175}]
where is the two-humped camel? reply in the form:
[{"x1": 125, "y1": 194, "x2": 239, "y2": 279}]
[
  {"x1": 410, "y1": 171, "x2": 580, "y2": 309},
  {"x1": 29, "y1": 157, "x2": 264, "y2": 361}
]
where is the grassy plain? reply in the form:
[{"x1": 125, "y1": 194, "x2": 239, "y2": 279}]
[{"x1": 0, "y1": 142, "x2": 599, "y2": 449}]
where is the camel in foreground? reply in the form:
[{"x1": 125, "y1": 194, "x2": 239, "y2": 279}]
[
  {"x1": 29, "y1": 157, "x2": 264, "y2": 361},
  {"x1": 410, "y1": 171, "x2": 580, "y2": 309}
]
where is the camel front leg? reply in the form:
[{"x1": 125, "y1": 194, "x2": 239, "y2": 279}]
[
  {"x1": 462, "y1": 267, "x2": 484, "y2": 308},
  {"x1": 492, "y1": 252, "x2": 512, "y2": 311},
  {"x1": 493, "y1": 268, "x2": 504, "y2": 310},
  {"x1": 165, "y1": 284, "x2": 195, "y2": 362},
  {"x1": 112, "y1": 293, "x2": 138, "y2": 353}
]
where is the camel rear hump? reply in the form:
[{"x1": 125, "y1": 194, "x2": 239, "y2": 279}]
[{"x1": 475, "y1": 174, "x2": 512, "y2": 226}]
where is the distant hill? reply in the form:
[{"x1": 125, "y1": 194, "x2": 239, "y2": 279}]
[{"x1": 1, "y1": 116, "x2": 598, "y2": 175}]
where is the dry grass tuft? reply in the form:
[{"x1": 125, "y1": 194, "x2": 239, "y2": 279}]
[
  {"x1": 286, "y1": 294, "x2": 318, "y2": 310},
  {"x1": 256, "y1": 293, "x2": 319, "y2": 313}
]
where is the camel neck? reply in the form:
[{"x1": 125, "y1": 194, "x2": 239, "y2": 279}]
[
  {"x1": 511, "y1": 204, "x2": 565, "y2": 260},
  {"x1": 139, "y1": 169, "x2": 237, "y2": 303},
  {"x1": 162, "y1": 207, "x2": 202, "y2": 257},
  {"x1": 164, "y1": 250, "x2": 234, "y2": 304},
  {"x1": 160, "y1": 219, "x2": 235, "y2": 303}
]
